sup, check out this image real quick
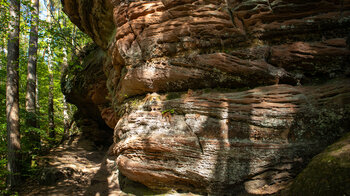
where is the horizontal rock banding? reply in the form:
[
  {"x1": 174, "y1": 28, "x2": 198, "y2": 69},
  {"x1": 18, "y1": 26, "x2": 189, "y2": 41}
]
[{"x1": 113, "y1": 80, "x2": 350, "y2": 194}]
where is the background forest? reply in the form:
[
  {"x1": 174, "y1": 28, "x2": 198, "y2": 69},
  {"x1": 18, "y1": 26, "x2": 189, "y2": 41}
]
[{"x1": 0, "y1": 0, "x2": 90, "y2": 193}]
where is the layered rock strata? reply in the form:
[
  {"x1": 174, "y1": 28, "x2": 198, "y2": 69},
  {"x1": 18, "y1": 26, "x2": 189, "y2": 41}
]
[
  {"x1": 113, "y1": 80, "x2": 350, "y2": 194},
  {"x1": 61, "y1": 0, "x2": 350, "y2": 194}
]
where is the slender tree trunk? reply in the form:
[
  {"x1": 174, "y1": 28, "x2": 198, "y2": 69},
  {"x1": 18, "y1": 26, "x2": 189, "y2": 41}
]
[
  {"x1": 72, "y1": 25, "x2": 76, "y2": 54},
  {"x1": 48, "y1": 69, "x2": 55, "y2": 138},
  {"x1": 60, "y1": 14, "x2": 70, "y2": 142},
  {"x1": 6, "y1": 0, "x2": 21, "y2": 189},
  {"x1": 35, "y1": 70, "x2": 39, "y2": 117},
  {"x1": 61, "y1": 41, "x2": 70, "y2": 142},
  {"x1": 47, "y1": 0, "x2": 55, "y2": 139},
  {"x1": 37, "y1": 48, "x2": 46, "y2": 113},
  {"x1": 1, "y1": 38, "x2": 7, "y2": 86},
  {"x1": 35, "y1": 48, "x2": 46, "y2": 130},
  {"x1": 61, "y1": 95, "x2": 69, "y2": 142},
  {"x1": 0, "y1": 38, "x2": 4, "y2": 68},
  {"x1": 0, "y1": 45, "x2": 3, "y2": 87},
  {"x1": 47, "y1": 48, "x2": 55, "y2": 138},
  {"x1": 25, "y1": 0, "x2": 40, "y2": 148}
]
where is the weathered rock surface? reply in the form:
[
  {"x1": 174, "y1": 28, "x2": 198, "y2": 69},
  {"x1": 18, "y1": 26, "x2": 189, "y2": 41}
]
[
  {"x1": 113, "y1": 80, "x2": 350, "y2": 194},
  {"x1": 61, "y1": 0, "x2": 350, "y2": 194}
]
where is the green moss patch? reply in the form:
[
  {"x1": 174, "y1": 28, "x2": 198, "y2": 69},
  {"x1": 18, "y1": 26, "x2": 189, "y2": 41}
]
[{"x1": 287, "y1": 132, "x2": 350, "y2": 196}]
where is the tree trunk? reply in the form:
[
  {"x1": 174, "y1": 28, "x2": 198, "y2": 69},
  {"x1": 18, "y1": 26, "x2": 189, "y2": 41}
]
[
  {"x1": 61, "y1": 14, "x2": 70, "y2": 142},
  {"x1": 6, "y1": 0, "x2": 21, "y2": 189},
  {"x1": 35, "y1": 70, "x2": 39, "y2": 119},
  {"x1": 48, "y1": 70, "x2": 55, "y2": 139},
  {"x1": 25, "y1": 0, "x2": 40, "y2": 148},
  {"x1": 61, "y1": 95, "x2": 70, "y2": 143},
  {"x1": 1, "y1": 38, "x2": 7, "y2": 86},
  {"x1": 61, "y1": 42, "x2": 70, "y2": 142},
  {"x1": 46, "y1": 0, "x2": 55, "y2": 139},
  {"x1": 47, "y1": 49, "x2": 55, "y2": 138}
]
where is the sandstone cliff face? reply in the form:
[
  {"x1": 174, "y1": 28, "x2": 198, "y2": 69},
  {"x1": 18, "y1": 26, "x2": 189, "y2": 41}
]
[{"x1": 61, "y1": 0, "x2": 350, "y2": 194}]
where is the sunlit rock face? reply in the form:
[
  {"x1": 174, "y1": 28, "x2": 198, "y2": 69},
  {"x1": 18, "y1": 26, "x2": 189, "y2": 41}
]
[
  {"x1": 113, "y1": 82, "x2": 350, "y2": 194},
  {"x1": 62, "y1": 0, "x2": 350, "y2": 194}
]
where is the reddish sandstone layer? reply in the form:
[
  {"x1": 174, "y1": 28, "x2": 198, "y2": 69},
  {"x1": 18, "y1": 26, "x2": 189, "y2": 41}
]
[{"x1": 113, "y1": 80, "x2": 350, "y2": 194}]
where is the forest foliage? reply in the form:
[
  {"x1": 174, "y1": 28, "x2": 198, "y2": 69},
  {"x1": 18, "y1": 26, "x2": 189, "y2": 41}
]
[{"x1": 0, "y1": 0, "x2": 91, "y2": 192}]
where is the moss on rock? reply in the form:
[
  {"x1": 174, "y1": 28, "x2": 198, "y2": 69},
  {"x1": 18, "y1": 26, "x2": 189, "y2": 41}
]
[{"x1": 286, "y1": 132, "x2": 350, "y2": 196}]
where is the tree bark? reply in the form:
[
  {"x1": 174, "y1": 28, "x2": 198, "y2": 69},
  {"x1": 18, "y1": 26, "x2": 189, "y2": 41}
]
[
  {"x1": 48, "y1": 70, "x2": 55, "y2": 138},
  {"x1": 61, "y1": 95, "x2": 70, "y2": 143},
  {"x1": 62, "y1": 43, "x2": 70, "y2": 142},
  {"x1": 47, "y1": 0, "x2": 55, "y2": 139},
  {"x1": 6, "y1": 0, "x2": 21, "y2": 189},
  {"x1": 25, "y1": 0, "x2": 40, "y2": 148},
  {"x1": 35, "y1": 70, "x2": 39, "y2": 118},
  {"x1": 1, "y1": 38, "x2": 7, "y2": 87}
]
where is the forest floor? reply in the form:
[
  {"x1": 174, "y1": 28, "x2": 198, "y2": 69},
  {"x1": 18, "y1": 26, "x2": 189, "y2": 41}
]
[
  {"x1": 18, "y1": 135, "x2": 200, "y2": 196},
  {"x1": 18, "y1": 135, "x2": 124, "y2": 196}
]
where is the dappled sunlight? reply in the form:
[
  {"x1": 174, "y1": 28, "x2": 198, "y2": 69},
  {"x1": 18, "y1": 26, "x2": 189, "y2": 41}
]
[
  {"x1": 18, "y1": 134, "x2": 113, "y2": 195},
  {"x1": 111, "y1": 79, "x2": 350, "y2": 194}
]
